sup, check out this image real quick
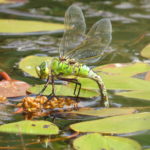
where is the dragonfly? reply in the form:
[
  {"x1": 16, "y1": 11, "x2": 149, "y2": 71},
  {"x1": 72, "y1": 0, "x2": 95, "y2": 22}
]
[{"x1": 36, "y1": 5, "x2": 112, "y2": 108}]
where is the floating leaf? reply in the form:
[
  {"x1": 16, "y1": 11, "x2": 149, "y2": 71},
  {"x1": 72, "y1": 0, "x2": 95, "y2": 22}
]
[
  {"x1": 73, "y1": 133, "x2": 142, "y2": 150},
  {"x1": 141, "y1": 44, "x2": 150, "y2": 59},
  {"x1": 78, "y1": 75, "x2": 150, "y2": 91},
  {"x1": 0, "y1": 80, "x2": 30, "y2": 97},
  {"x1": 19, "y1": 56, "x2": 150, "y2": 92},
  {"x1": 70, "y1": 112, "x2": 150, "y2": 134},
  {"x1": 19, "y1": 56, "x2": 52, "y2": 77},
  {"x1": 0, "y1": 19, "x2": 64, "y2": 33},
  {"x1": 0, "y1": 120, "x2": 59, "y2": 135},
  {"x1": 116, "y1": 90, "x2": 150, "y2": 101},
  {"x1": 28, "y1": 84, "x2": 99, "y2": 98},
  {"x1": 94, "y1": 62, "x2": 150, "y2": 77},
  {"x1": 0, "y1": 0, "x2": 27, "y2": 3},
  {"x1": 69, "y1": 107, "x2": 136, "y2": 117},
  {"x1": 0, "y1": 71, "x2": 30, "y2": 97},
  {"x1": 0, "y1": 0, "x2": 15, "y2": 3}
]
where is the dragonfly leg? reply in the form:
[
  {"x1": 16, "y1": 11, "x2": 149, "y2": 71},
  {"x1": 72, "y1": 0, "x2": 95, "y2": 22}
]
[
  {"x1": 38, "y1": 75, "x2": 51, "y2": 95},
  {"x1": 49, "y1": 70, "x2": 56, "y2": 97},
  {"x1": 56, "y1": 76, "x2": 81, "y2": 100},
  {"x1": 74, "y1": 82, "x2": 78, "y2": 96}
]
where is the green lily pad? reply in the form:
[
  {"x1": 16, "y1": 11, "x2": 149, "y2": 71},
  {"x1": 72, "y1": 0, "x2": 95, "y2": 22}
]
[
  {"x1": 141, "y1": 44, "x2": 150, "y2": 59},
  {"x1": 69, "y1": 107, "x2": 136, "y2": 117},
  {"x1": 73, "y1": 133, "x2": 142, "y2": 150},
  {"x1": 28, "y1": 84, "x2": 99, "y2": 98},
  {"x1": 19, "y1": 56, "x2": 150, "y2": 91},
  {"x1": 116, "y1": 90, "x2": 150, "y2": 101},
  {"x1": 94, "y1": 62, "x2": 150, "y2": 77},
  {"x1": 102, "y1": 75, "x2": 150, "y2": 91},
  {"x1": 70, "y1": 112, "x2": 150, "y2": 134},
  {"x1": 0, "y1": 0, "x2": 26, "y2": 3},
  {"x1": 0, "y1": 19, "x2": 64, "y2": 33},
  {"x1": 0, "y1": 120, "x2": 59, "y2": 135},
  {"x1": 78, "y1": 74, "x2": 150, "y2": 91},
  {"x1": 19, "y1": 56, "x2": 52, "y2": 77}
]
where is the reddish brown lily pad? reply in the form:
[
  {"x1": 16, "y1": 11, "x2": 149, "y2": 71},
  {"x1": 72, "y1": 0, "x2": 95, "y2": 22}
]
[{"x1": 0, "y1": 72, "x2": 30, "y2": 97}]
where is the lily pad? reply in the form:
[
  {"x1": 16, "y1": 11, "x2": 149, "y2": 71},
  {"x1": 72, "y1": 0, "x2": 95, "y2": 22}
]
[
  {"x1": 116, "y1": 90, "x2": 150, "y2": 101},
  {"x1": 73, "y1": 133, "x2": 142, "y2": 150},
  {"x1": 102, "y1": 75, "x2": 150, "y2": 91},
  {"x1": 78, "y1": 74, "x2": 150, "y2": 91},
  {"x1": 19, "y1": 56, "x2": 52, "y2": 77},
  {"x1": 0, "y1": 0, "x2": 27, "y2": 3},
  {"x1": 0, "y1": 19, "x2": 64, "y2": 33},
  {"x1": 0, "y1": 71, "x2": 30, "y2": 97},
  {"x1": 0, "y1": 120, "x2": 59, "y2": 135},
  {"x1": 19, "y1": 56, "x2": 150, "y2": 91},
  {"x1": 94, "y1": 62, "x2": 150, "y2": 77},
  {"x1": 141, "y1": 44, "x2": 150, "y2": 59},
  {"x1": 0, "y1": 0, "x2": 17, "y2": 3},
  {"x1": 68, "y1": 107, "x2": 136, "y2": 117},
  {"x1": 0, "y1": 80, "x2": 30, "y2": 97},
  {"x1": 70, "y1": 112, "x2": 150, "y2": 134},
  {"x1": 28, "y1": 84, "x2": 99, "y2": 98}
]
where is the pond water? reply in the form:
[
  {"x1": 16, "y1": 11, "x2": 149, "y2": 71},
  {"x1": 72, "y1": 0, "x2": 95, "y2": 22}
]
[{"x1": 0, "y1": 0, "x2": 150, "y2": 149}]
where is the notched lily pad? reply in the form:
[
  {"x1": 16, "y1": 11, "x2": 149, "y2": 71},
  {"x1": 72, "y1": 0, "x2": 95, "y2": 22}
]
[
  {"x1": 19, "y1": 56, "x2": 52, "y2": 77},
  {"x1": 0, "y1": 120, "x2": 59, "y2": 135},
  {"x1": 70, "y1": 112, "x2": 150, "y2": 134},
  {"x1": 73, "y1": 133, "x2": 142, "y2": 150},
  {"x1": 141, "y1": 44, "x2": 150, "y2": 59},
  {"x1": 69, "y1": 107, "x2": 136, "y2": 117}
]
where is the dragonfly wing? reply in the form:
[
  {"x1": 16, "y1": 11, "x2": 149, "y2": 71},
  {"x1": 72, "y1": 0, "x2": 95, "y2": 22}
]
[
  {"x1": 59, "y1": 5, "x2": 86, "y2": 57},
  {"x1": 66, "y1": 18, "x2": 112, "y2": 64}
]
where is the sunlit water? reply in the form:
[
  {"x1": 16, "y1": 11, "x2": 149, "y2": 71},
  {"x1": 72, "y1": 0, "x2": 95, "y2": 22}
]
[{"x1": 0, "y1": 0, "x2": 150, "y2": 149}]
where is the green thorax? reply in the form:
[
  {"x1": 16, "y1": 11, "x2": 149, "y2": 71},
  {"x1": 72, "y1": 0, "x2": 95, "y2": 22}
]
[{"x1": 51, "y1": 57, "x2": 90, "y2": 77}]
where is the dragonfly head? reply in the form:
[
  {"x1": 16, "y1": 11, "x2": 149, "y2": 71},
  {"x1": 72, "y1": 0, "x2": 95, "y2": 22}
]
[{"x1": 36, "y1": 61, "x2": 50, "y2": 79}]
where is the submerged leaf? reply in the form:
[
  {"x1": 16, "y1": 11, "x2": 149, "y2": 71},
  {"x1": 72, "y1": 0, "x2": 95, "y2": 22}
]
[
  {"x1": 73, "y1": 133, "x2": 142, "y2": 150},
  {"x1": 0, "y1": 120, "x2": 59, "y2": 135},
  {"x1": 70, "y1": 112, "x2": 150, "y2": 134},
  {"x1": 0, "y1": 19, "x2": 64, "y2": 33}
]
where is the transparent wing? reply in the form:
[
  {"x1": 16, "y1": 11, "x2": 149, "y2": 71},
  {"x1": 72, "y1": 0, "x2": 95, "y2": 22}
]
[
  {"x1": 59, "y1": 5, "x2": 86, "y2": 57},
  {"x1": 65, "y1": 18, "x2": 112, "y2": 64}
]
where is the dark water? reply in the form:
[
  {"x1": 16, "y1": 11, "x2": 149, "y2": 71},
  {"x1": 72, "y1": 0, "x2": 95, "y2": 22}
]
[{"x1": 0, "y1": 0, "x2": 150, "y2": 149}]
